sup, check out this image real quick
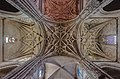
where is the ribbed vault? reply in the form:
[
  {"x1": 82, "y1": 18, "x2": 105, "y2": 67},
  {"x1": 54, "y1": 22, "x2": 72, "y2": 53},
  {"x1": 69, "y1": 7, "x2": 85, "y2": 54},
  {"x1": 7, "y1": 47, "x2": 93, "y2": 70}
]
[
  {"x1": 2, "y1": 0, "x2": 116, "y2": 79},
  {"x1": 78, "y1": 17, "x2": 117, "y2": 61},
  {"x1": 42, "y1": 20, "x2": 81, "y2": 58},
  {"x1": 1, "y1": 18, "x2": 44, "y2": 61},
  {"x1": 43, "y1": 0, "x2": 80, "y2": 22}
]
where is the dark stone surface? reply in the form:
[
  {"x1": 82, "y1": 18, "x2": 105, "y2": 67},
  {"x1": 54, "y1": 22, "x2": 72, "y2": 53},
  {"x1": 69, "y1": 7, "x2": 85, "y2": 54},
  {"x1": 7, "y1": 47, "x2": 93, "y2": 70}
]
[
  {"x1": 0, "y1": 0, "x2": 19, "y2": 12},
  {"x1": 103, "y1": 0, "x2": 120, "y2": 12}
]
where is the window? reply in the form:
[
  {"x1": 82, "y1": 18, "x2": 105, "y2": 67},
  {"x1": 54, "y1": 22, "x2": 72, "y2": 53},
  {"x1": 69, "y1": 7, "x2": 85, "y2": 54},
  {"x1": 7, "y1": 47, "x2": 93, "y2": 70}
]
[{"x1": 106, "y1": 35, "x2": 116, "y2": 45}]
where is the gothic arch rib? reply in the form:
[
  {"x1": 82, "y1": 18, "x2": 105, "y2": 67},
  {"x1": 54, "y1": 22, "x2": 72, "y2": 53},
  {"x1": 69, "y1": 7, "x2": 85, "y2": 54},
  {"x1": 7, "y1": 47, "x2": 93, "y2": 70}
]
[{"x1": 7, "y1": 0, "x2": 43, "y2": 22}]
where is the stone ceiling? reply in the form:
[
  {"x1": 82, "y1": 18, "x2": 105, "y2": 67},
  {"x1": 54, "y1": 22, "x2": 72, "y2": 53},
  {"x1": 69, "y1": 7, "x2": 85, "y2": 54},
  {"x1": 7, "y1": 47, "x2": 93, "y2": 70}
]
[
  {"x1": 1, "y1": 0, "x2": 118, "y2": 79},
  {"x1": 43, "y1": 0, "x2": 80, "y2": 22}
]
